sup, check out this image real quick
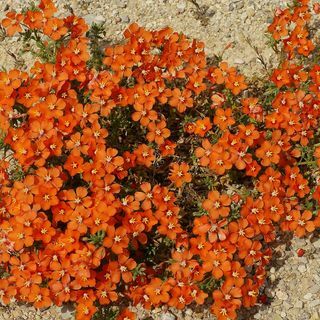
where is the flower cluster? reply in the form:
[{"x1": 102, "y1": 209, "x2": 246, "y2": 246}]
[{"x1": 0, "y1": 0, "x2": 320, "y2": 319}]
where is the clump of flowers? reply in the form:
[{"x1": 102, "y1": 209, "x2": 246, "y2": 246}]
[{"x1": 0, "y1": 0, "x2": 320, "y2": 319}]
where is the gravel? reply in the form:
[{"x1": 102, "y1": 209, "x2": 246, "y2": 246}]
[
  {"x1": 0, "y1": 0, "x2": 319, "y2": 320},
  {"x1": 0, "y1": 0, "x2": 286, "y2": 77}
]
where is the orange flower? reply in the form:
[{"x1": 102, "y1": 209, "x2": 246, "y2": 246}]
[
  {"x1": 43, "y1": 18, "x2": 68, "y2": 40},
  {"x1": 60, "y1": 187, "x2": 92, "y2": 210},
  {"x1": 202, "y1": 191, "x2": 231, "y2": 219},
  {"x1": 117, "y1": 309, "x2": 136, "y2": 320},
  {"x1": 194, "y1": 117, "x2": 212, "y2": 137},
  {"x1": 289, "y1": 210, "x2": 315, "y2": 237},
  {"x1": 134, "y1": 182, "x2": 153, "y2": 210},
  {"x1": 76, "y1": 301, "x2": 97, "y2": 320},
  {"x1": 203, "y1": 251, "x2": 231, "y2": 279},
  {"x1": 145, "y1": 278, "x2": 171, "y2": 306},
  {"x1": 29, "y1": 287, "x2": 52, "y2": 309},
  {"x1": 228, "y1": 218, "x2": 255, "y2": 244},
  {"x1": 131, "y1": 103, "x2": 158, "y2": 126},
  {"x1": 225, "y1": 74, "x2": 247, "y2": 95},
  {"x1": 1, "y1": 12, "x2": 23, "y2": 36},
  {"x1": 241, "y1": 279, "x2": 259, "y2": 308},
  {"x1": 103, "y1": 226, "x2": 129, "y2": 254},
  {"x1": 96, "y1": 282, "x2": 118, "y2": 305},
  {"x1": 168, "y1": 162, "x2": 192, "y2": 187},
  {"x1": 0, "y1": 279, "x2": 17, "y2": 304},
  {"x1": 159, "y1": 140, "x2": 176, "y2": 157},
  {"x1": 211, "y1": 301, "x2": 238, "y2": 320},
  {"x1": 212, "y1": 281, "x2": 242, "y2": 309},
  {"x1": 214, "y1": 108, "x2": 235, "y2": 131},
  {"x1": 169, "y1": 88, "x2": 193, "y2": 113},
  {"x1": 64, "y1": 150, "x2": 84, "y2": 176},
  {"x1": 211, "y1": 92, "x2": 226, "y2": 108},
  {"x1": 212, "y1": 62, "x2": 237, "y2": 84},
  {"x1": 147, "y1": 120, "x2": 171, "y2": 145},
  {"x1": 209, "y1": 147, "x2": 233, "y2": 175},
  {"x1": 134, "y1": 144, "x2": 155, "y2": 167},
  {"x1": 24, "y1": 10, "x2": 44, "y2": 30},
  {"x1": 195, "y1": 139, "x2": 214, "y2": 167},
  {"x1": 255, "y1": 141, "x2": 281, "y2": 166},
  {"x1": 39, "y1": 0, "x2": 58, "y2": 17}
]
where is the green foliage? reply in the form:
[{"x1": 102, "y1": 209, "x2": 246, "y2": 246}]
[
  {"x1": 86, "y1": 22, "x2": 107, "y2": 70},
  {"x1": 93, "y1": 306, "x2": 119, "y2": 320},
  {"x1": 132, "y1": 263, "x2": 146, "y2": 280},
  {"x1": 198, "y1": 276, "x2": 222, "y2": 294},
  {"x1": 83, "y1": 230, "x2": 106, "y2": 247}
]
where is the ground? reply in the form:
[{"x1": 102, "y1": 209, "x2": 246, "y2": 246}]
[{"x1": 0, "y1": 0, "x2": 319, "y2": 319}]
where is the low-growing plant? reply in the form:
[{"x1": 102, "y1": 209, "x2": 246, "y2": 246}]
[{"x1": 0, "y1": 0, "x2": 320, "y2": 319}]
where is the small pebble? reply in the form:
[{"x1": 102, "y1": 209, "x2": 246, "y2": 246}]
[
  {"x1": 313, "y1": 239, "x2": 320, "y2": 249},
  {"x1": 121, "y1": 15, "x2": 130, "y2": 23},
  {"x1": 311, "y1": 312, "x2": 320, "y2": 320},
  {"x1": 298, "y1": 265, "x2": 307, "y2": 273},
  {"x1": 276, "y1": 291, "x2": 288, "y2": 300},
  {"x1": 310, "y1": 299, "x2": 320, "y2": 307},
  {"x1": 303, "y1": 292, "x2": 313, "y2": 300},
  {"x1": 246, "y1": 5, "x2": 255, "y2": 17},
  {"x1": 185, "y1": 309, "x2": 193, "y2": 316},
  {"x1": 115, "y1": 0, "x2": 127, "y2": 8},
  {"x1": 161, "y1": 313, "x2": 176, "y2": 320},
  {"x1": 177, "y1": 2, "x2": 186, "y2": 13}
]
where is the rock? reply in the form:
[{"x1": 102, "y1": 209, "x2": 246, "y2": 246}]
[
  {"x1": 280, "y1": 311, "x2": 286, "y2": 318},
  {"x1": 270, "y1": 267, "x2": 276, "y2": 274},
  {"x1": 296, "y1": 300, "x2": 303, "y2": 308},
  {"x1": 310, "y1": 312, "x2": 320, "y2": 320},
  {"x1": 276, "y1": 291, "x2": 288, "y2": 300},
  {"x1": 313, "y1": 238, "x2": 320, "y2": 249},
  {"x1": 314, "y1": 274, "x2": 320, "y2": 282},
  {"x1": 114, "y1": 16, "x2": 121, "y2": 23},
  {"x1": 246, "y1": 5, "x2": 255, "y2": 17},
  {"x1": 60, "y1": 304, "x2": 75, "y2": 320},
  {"x1": 236, "y1": 0, "x2": 244, "y2": 10},
  {"x1": 309, "y1": 284, "x2": 320, "y2": 294},
  {"x1": 161, "y1": 312, "x2": 176, "y2": 320},
  {"x1": 2, "y1": 313, "x2": 10, "y2": 320},
  {"x1": 298, "y1": 265, "x2": 306, "y2": 273},
  {"x1": 83, "y1": 14, "x2": 105, "y2": 25},
  {"x1": 303, "y1": 293, "x2": 313, "y2": 300},
  {"x1": 115, "y1": 0, "x2": 127, "y2": 8},
  {"x1": 177, "y1": 2, "x2": 186, "y2": 13},
  {"x1": 229, "y1": 0, "x2": 244, "y2": 11},
  {"x1": 185, "y1": 309, "x2": 193, "y2": 316},
  {"x1": 310, "y1": 299, "x2": 320, "y2": 308},
  {"x1": 11, "y1": 310, "x2": 21, "y2": 318},
  {"x1": 254, "y1": 314, "x2": 261, "y2": 319},
  {"x1": 234, "y1": 58, "x2": 245, "y2": 64},
  {"x1": 153, "y1": 308, "x2": 161, "y2": 314},
  {"x1": 265, "y1": 287, "x2": 275, "y2": 298},
  {"x1": 121, "y1": 15, "x2": 130, "y2": 23}
]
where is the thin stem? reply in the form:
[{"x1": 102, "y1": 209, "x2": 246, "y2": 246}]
[{"x1": 298, "y1": 160, "x2": 317, "y2": 166}]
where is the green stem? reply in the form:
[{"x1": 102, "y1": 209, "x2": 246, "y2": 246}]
[{"x1": 298, "y1": 160, "x2": 317, "y2": 166}]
